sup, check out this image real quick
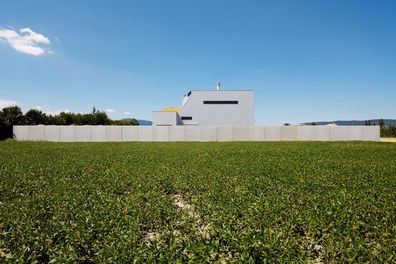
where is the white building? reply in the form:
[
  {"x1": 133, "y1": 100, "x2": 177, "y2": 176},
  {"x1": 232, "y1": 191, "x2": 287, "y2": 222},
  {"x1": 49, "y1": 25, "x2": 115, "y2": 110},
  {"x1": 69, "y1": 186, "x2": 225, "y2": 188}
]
[{"x1": 153, "y1": 84, "x2": 254, "y2": 126}]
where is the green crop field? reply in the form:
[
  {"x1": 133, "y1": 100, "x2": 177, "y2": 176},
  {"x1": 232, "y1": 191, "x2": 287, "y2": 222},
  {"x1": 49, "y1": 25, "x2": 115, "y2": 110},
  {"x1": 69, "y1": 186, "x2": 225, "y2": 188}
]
[{"x1": 1, "y1": 141, "x2": 395, "y2": 263}]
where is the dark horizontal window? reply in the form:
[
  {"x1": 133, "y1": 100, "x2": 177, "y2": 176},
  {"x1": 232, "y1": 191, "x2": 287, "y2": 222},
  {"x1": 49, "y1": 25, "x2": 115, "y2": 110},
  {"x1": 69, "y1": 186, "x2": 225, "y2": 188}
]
[
  {"x1": 203, "y1": 100, "x2": 238, "y2": 104},
  {"x1": 181, "y1": 116, "x2": 192, "y2": 120}
]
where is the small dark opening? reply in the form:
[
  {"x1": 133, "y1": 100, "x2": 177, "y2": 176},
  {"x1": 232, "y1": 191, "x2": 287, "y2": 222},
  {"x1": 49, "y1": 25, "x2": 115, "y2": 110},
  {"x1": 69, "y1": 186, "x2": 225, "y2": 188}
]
[
  {"x1": 203, "y1": 101, "x2": 238, "y2": 104},
  {"x1": 181, "y1": 116, "x2": 192, "y2": 120}
]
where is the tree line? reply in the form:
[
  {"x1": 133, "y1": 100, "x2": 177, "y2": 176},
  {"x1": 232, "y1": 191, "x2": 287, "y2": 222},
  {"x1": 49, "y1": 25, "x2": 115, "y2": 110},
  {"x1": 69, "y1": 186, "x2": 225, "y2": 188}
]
[
  {"x1": 0, "y1": 106, "x2": 138, "y2": 140},
  {"x1": 364, "y1": 119, "x2": 396, "y2": 137}
]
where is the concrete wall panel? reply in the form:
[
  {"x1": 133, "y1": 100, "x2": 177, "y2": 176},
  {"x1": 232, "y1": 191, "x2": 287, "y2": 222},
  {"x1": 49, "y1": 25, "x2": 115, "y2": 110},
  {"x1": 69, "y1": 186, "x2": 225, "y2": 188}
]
[
  {"x1": 13, "y1": 126, "x2": 30, "y2": 140},
  {"x1": 329, "y1": 126, "x2": 342, "y2": 141},
  {"x1": 217, "y1": 126, "x2": 233, "y2": 142},
  {"x1": 122, "y1": 126, "x2": 138, "y2": 141},
  {"x1": 281, "y1": 126, "x2": 298, "y2": 141},
  {"x1": 233, "y1": 126, "x2": 249, "y2": 141},
  {"x1": 185, "y1": 126, "x2": 200, "y2": 141},
  {"x1": 313, "y1": 126, "x2": 330, "y2": 141},
  {"x1": 91, "y1": 126, "x2": 107, "y2": 142},
  {"x1": 264, "y1": 126, "x2": 282, "y2": 141},
  {"x1": 45, "y1": 126, "x2": 60, "y2": 142},
  {"x1": 138, "y1": 126, "x2": 154, "y2": 141},
  {"x1": 248, "y1": 126, "x2": 265, "y2": 141},
  {"x1": 60, "y1": 126, "x2": 76, "y2": 142},
  {"x1": 14, "y1": 125, "x2": 379, "y2": 142},
  {"x1": 107, "y1": 126, "x2": 122, "y2": 142},
  {"x1": 200, "y1": 126, "x2": 217, "y2": 142},
  {"x1": 75, "y1": 126, "x2": 91, "y2": 142},
  {"x1": 154, "y1": 126, "x2": 170, "y2": 142},
  {"x1": 30, "y1": 126, "x2": 45, "y2": 141},
  {"x1": 346, "y1": 126, "x2": 363, "y2": 141},
  {"x1": 362, "y1": 126, "x2": 380, "y2": 141},
  {"x1": 298, "y1": 126, "x2": 314, "y2": 141},
  {"x1": 169, "y1": 126, "x2": 185, "y2": 141},
  {"x1": 153, "y1": 111, "x2": 178, "y2": 126},
  {"x1": 330, "y1": 126, "x2": 361, "y2": 141}
]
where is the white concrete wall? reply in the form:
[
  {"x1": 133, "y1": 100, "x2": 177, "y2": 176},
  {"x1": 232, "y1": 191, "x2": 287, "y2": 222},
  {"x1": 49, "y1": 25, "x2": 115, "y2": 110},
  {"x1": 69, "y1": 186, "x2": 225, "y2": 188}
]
[
  {"x1": 107, "y1": 126, "x2": 122, "y2": 142},
  {"x1": 13, "y1": 125, "x2": 380, "y2": 142},
  {"x1": 179, "y1": 90, "x2": 254, "y2": 126},
  {"x1": 152, "y1": 111, "x2": 179, "y2": 126},
  {"x1": 154, "y1": 126, "x2": 170, "y2": 142},
  {"x1": 45, "y1": 126, "x2": 60, "y2": 142},
  {"x1": 122, "y1": 126, "x2": 138, "y2": 141},
  {"x1": 75, "y1": 126, "x2": 91, "y2": 142},
  {"x1": 169, "y1": 126, "x2": 185, "y2": 141}
]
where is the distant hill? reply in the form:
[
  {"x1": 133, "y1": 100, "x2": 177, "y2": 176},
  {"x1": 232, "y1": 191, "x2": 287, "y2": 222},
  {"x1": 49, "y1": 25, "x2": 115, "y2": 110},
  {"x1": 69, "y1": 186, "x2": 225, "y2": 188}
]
[
  {"x1": 137, "y1": 120, "x2": 152, "y2": 126},
  {"x1": 302, "y1": 119, "x2": 396, "y2": 126},
  {"x1": 122, "y1": 118, "x2": 152, "y2": 126}
]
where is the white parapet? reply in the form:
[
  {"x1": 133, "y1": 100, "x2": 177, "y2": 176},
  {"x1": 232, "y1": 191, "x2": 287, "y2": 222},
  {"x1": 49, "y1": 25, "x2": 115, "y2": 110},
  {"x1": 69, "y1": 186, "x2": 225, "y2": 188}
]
[
  {"x1": 201, "y1": 126, "x2": 217, "y2": 142},
  {"x1": 249, "y1": 126, "x2": 265, "y2": 141},
  {"x1": 217, "y1": 126, "x2": 233, "y2": 142},
  {"x1": 264, "y1": 126, "x2": 282, "y2": 141},
  {"x1": 154, "y1": 126, "x2": 170, "y2": 142},
  {"x1": 45, "y1": 126, "x2": 60, "y2": 142},
  {"x1": 138, "y1": 126, "x2": 154, "y2": 141},
  {"x1": 60, "y1": 126, "x2": 76, "y2": 142},
  {"x1": 13, "y1": 125, "x2": 380, "y2": 142},
  {"x1": 122, "y1": 126, "x2": 138, "y2": 141},
  {"x1": 169, "y1": 126, "x2": 186, "y2": 141},
  {"x1": 13, "y1": 126, "x2": 30, "y2": 140},
  {"x1": 233, "y1": 126, "x2": 249, "y2": 141},
  {"x1": 75, "y1": 126, "x2": 91, "y2": 142},
  {"x1": 185, "y1": 126, "x2": 200, "y2": 142},
  {"x1": 107, "y1": 126, "x2": 122, "y2": 142}
]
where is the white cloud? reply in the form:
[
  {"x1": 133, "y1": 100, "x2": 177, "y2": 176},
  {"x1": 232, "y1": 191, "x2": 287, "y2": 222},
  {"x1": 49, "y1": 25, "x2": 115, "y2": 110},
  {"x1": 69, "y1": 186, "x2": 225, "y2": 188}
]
[
  {"x1": 124, "y1": 111, "x2": 132, "y2": 115},
  {"x1": 0, "y1": 99, "x2": 18, "y2": 109},
  {"x1": 46, "y1": 109, "x2": 71, "y2": 116},
  {"x1": 106, "y1": 108, "x2": 116, "y2": 113},
  {"x1": 0, "y1": 27, "x2": 51, "y2": 56},
  {"x1": 33, "y1": 105, "x2": 43, "y2": 110},
  {"x1": 32, "y1": 105, "x2": 70, "y2": 115}
]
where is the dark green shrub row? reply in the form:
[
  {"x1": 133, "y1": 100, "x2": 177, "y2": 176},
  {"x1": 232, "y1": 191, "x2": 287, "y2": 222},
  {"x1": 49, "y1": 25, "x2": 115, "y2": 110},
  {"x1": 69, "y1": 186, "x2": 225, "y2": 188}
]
[{"x1": 0, "y1": 106, "x2": 139, "y2": 139}]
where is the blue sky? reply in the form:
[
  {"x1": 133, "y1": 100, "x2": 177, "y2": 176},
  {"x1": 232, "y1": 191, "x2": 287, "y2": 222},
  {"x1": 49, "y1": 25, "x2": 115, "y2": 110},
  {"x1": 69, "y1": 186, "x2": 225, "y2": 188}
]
[{"x1": 1, "y1": 0, "x2": 395, "y2": 125}]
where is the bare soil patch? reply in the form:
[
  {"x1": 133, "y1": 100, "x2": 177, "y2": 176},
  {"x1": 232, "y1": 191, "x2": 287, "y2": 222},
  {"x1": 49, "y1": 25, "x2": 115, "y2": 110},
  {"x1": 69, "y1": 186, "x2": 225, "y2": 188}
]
[{"x1": 380, "y1": 137, "x2": 396, "y2": 142}]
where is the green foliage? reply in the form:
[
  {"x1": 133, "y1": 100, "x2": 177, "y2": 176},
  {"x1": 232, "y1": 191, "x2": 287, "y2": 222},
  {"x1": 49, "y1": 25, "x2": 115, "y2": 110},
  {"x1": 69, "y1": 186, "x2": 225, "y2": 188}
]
[
  {"x1": 24, "y1": 109, "x2": 48, "y2": 125},
  {"x1": 0, "y1": 106, "x2": 23, "y2": 126},
  {"x1": 379, "y1": 118, "x2": 385, "y2": 127},
  {"x1": 0, "y1": 106, "x2": 24, "y2": 139},
  {"x1": 1, "y1": 106, "x2": 139, "y2": 139},
  {"x1": 0, "y1": 142, "x2": 395, "y2": 263},
  {"x1": 111, "y1": 119, "x2": 139, "y2": 126},
  {"x1": 380, "y1": 125, "x2": 396, "y2": 137}
]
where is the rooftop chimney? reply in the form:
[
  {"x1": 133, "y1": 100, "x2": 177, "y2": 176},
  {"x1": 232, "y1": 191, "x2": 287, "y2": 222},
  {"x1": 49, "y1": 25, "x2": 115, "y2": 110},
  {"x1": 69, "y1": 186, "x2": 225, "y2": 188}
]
[{"x1": 216, "y1": 82, "x2": 220, "y2": 91}]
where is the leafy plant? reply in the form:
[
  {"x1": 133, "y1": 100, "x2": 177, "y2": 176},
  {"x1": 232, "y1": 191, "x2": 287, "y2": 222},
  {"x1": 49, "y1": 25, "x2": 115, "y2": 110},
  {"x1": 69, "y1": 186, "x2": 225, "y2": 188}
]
[{"x1": 0, "y1": 142, "x2": 395, "y2": 262}]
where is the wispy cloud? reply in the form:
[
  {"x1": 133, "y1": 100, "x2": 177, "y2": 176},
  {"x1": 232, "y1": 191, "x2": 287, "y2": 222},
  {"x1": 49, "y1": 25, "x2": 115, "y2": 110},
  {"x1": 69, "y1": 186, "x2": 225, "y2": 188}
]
[
  {"x1": 0, "y1": 99, "x2": 18, "y2": 109},
  {"x1": 33, "y1": 105, "x2": 70, "y2": 115},
  {"x1": 106, "y1": 108, "x2": 116, "y2": 113},
  {"x1": 0, "y1": 27, "x2": 51, "y2": 56},
  {"x1": 124, "y1": 111, "x2": 132, "y2": 115}
]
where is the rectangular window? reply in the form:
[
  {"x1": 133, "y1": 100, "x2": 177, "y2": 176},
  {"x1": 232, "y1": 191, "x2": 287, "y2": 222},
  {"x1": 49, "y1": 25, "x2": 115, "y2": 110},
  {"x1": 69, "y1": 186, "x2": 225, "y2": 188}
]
[
  {"x1": 203, "y1": 100, "x2": 238, "y2": 104},
  {"x1": 181, "y1": 116, "x2": 192, "y2": 120}
]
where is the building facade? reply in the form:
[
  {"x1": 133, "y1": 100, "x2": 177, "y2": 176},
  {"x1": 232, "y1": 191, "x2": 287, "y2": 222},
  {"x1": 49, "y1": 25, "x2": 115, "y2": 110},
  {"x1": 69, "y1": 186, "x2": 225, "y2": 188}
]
[{"x1": 153, "y1": 89, "x2": 254, "y2": 126}]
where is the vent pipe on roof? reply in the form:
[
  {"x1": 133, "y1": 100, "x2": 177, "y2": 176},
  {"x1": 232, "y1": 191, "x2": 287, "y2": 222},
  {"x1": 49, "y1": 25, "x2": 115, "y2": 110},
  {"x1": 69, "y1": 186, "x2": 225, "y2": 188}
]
[{"x1": 216, "y1": 82, "x2": 220, "y2": 91}]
